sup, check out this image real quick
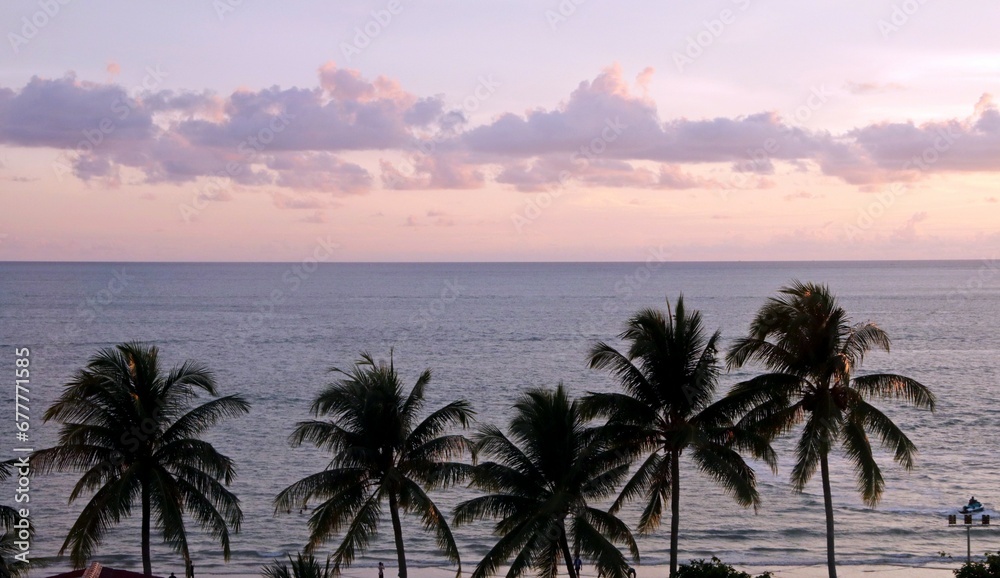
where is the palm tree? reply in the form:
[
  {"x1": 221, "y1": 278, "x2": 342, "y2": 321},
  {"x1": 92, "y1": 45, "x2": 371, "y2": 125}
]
[
  {"x1": 0, "y1": 533, "x2": 29, "y2": 578},
  {"x1": 275, "y1": 351, "x2": 474, "y2": 578},
  {"x1": 454, "y1": 384, "x2": 639, "y2": 578},
  {"x1": 582, "y1": 296, "x2": 774, "y2": 578},
  {"x1": 33, "y1": 342, "x2": 250, "y2": 576},
  {"x1": 262, "y1": 552, "x2": 337, "y2": 578},
  {"x1": 0, "y1": 460, "x2": 29, "y2": 578},
  {"x1": 0, "y1": 460, "x2": 17, "y2": 530},
  {"x1": 724, "y1": 281, "x2": 936, "y2": 578}
]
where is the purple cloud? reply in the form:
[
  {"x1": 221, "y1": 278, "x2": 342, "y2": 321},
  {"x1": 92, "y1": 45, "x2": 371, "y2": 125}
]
[{"x1": 3, "y1": 64, "x2": 999, "y2": 198}]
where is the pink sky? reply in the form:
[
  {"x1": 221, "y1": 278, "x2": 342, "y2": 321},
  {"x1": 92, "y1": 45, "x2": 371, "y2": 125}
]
[{"x1": 1, "y1": 1, "x2": 999, "y2": 261}]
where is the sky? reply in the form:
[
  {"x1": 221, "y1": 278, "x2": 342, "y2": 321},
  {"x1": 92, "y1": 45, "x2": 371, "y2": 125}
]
[{"x1": 1, "y1": 0, "x2": 999, "y2": 262}]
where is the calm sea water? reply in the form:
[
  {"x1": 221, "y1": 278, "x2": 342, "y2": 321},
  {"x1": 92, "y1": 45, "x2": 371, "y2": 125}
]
[{"x1": 1, "y1": 261, "x2": 998, "y2": 575}]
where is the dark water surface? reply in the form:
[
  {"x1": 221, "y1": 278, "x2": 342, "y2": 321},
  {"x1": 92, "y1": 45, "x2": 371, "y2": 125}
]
[{"x1": 1, "y1": 261, "x2": 997, "y2": 574}]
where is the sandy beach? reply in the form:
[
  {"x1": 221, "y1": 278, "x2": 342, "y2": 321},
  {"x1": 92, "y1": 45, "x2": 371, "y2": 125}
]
[
  {"x1": 739, "y1": 565, "x2": 954, "y2": 577},
  {"x1": 194, "y1": 564, "x2": 958, "y2": 578}
]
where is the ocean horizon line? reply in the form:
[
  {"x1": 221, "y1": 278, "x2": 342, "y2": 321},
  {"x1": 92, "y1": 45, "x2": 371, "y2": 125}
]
[{"x1": 1, "y1": 258, "x2": 995, "y2": 266}]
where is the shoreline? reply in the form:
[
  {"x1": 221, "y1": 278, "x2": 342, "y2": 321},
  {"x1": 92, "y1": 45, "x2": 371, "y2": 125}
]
[{"x1": 113, "y1": 563, "x2": 958, "y2": 578}]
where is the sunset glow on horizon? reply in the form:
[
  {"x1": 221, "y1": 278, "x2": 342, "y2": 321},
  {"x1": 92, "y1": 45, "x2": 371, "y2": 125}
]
[{"x1": 2, "y1": 1, "x2": 999, "y2": 262}]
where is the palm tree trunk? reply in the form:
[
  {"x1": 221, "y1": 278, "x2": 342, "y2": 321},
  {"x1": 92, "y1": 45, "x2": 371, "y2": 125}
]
[
  {"x1": 669, "y1": 449, "x2": 680, "y2": 578},
  {"x1": 559, "y1": 522, "x2": 577, "y2": 578},
  {"x1": 388, "y1": 491, "x2": 408, "y2": 578},
  {"x1": 141, "y1": 477, "x2": 152, "y2": 576},
  {"x1": 820, "y1": 452, "x2": 837, "y2": 578},
  {"x1": 181, "y1": 542, "x2": 192, "y2": 578}
]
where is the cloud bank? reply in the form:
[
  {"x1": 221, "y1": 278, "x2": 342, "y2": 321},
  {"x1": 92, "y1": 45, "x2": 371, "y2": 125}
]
[{"x1": 2, "y1": 63, "x2": 997, "y2": 201}]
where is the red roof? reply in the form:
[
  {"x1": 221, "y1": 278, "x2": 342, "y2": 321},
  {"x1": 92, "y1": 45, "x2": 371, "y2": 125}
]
[{"x1": 46, "y1": 562, "x2": 167, "y2": 578}]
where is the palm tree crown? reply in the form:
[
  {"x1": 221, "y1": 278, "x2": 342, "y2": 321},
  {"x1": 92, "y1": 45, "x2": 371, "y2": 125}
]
[
  {"x1": 582, "y1": 296, "x2": 773, "y2": 577},
  {"x1": 275, "y1": 351, "x2": 474, "y2": 578},
  {"x1": 724, "y1": 281, "x2": 935, "y2": 578},
  {"x1": 262, "y1": 552, "x2": 337, "y2": 578},
  {"x1": 34, "y1": 342, "x2": 250, "y2": 576},
  {"x1": 454, "y1": 384, "x2": 638, "y2": 578}
]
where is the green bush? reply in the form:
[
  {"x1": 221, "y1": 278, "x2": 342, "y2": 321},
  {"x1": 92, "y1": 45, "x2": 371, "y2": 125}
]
[
  {"x1": 955, "y1": 552, "x2": 1000, "y2": 578},
  {"x1": 675, "y1": 557, "x2": 772, "y2": 578}
]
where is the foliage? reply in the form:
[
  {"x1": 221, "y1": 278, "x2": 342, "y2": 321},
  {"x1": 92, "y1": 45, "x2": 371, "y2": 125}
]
[
  {"x1": 0, "y1": 459, "x2": 28, "y2": 578},
  {"x1": 454, "y1": 384, "x2": 637, "y2": 578},
  {"x1": 582, "y1": 296, "x2": 773, "y2": 576},
  {"x1": 724, "y1": 281, "x2": 935, "y2": 502},
  {"x1": 275, "y1": 351, "x2": 473, "y2": 578},
  {"x1": 34, "y1": 342, "x2": 250, "y2": 575},
  {"x1": 675, "y1": 558, "x2": 772, "y2": 578},
  {"x1": 723, "y1": 281, "x2": 935, "y2": 578},
  {"x1": 262, "y1": 552, "x2": 337, "y2": 578},
  {"x1": 955, "y1": 552, "x2": 1000, "y2": 578},
  {"x1": 0, "y1": 532, "x2": 30, "y2": 578}
]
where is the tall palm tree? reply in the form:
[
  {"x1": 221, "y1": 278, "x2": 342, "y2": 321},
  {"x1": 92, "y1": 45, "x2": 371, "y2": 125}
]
[
  {"x1": 454, "y1": 385, "x2": 639, "y2": 578},
  {"x1": 275, "y1": 352, "x2": 474, "y2": 578},
  {"x1": 582, "y1": 296, "x2": 774, "y2": 578},
  {"x1": 724, "y1": 281, "x2": 935, "y2": 578},
  {"x1": 33, "y1": 342, "x2": 250, "y2": 576}
]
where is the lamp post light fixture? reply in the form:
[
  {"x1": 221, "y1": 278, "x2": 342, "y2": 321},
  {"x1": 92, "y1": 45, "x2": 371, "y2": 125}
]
[{"x1": 948, "y1": 513, "x2": 992, "y2": 563}]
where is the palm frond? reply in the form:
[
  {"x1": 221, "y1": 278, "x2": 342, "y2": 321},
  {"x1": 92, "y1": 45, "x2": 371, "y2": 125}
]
[
  {"x1": 401, "y1": 368, "x2": 433, "y2": 429},
  {"x1": 691, "y1": 442, "x2": 760, "y2": 511},
  {"x1": 849, "y1": 399, "x2": 919, "y2": 470},
  {"x1": 840, "y1": 323, "x2": 891, "y2": 366},
  {"x1": 323, "y1": 488, "x2": 383, "y2": 570},
  {"x1": 160, "y1": 395, "x2": 250, "y2": 445},
  {"x1": 851, "y1": 374, "x2": 936, "y2": 409},
  {"x1": 398, "y1": 478, "x2": 461, "y2": 568},
  {"x1": 407, "y1": 401, "x2": 475, "y2": 451},
  {"x1": 587, "y1": 344, "x2": 656, "y2": 409},
  {"x1": 840, "y1": 417, "x2": 883, "y2": 507},
  {"x1": 789, "y1": 410, "x2": 834, "y2": 492},
  {"x1": 581, "y1": 507, "x2": 639, "y2": 562},
  {"x1": 60, "y1": 471, "x2": 140, "y2": 567}
]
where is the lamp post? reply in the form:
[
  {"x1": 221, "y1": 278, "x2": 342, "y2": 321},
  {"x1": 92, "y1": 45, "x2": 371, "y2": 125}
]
[{"x1": 948, "y1": 513, "x2": 992, "y2": 563}]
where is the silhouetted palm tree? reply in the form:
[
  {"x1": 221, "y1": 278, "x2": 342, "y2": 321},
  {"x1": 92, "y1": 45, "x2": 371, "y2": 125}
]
[
  {"x1": 583, "y1": 296, "x2": 773, "y2": 577},
  {"x1": 0, "y1": 459, "x2": 29, "y2": 578},
  {"x1": 455, "y1": 385, "x2": 638, "y2": 578},
  {"x1": 275, "y1": 352, "x2": 473, "y2": 578},
  {"x1": 262, "y1": 552, "x2": 336, "y2": 578},
  {"x1": 725, "y1": 281, "x2": 935, "y2": 578},
  {"x1": 34, "y1": 342, "x2": 250, "y2": 576}
]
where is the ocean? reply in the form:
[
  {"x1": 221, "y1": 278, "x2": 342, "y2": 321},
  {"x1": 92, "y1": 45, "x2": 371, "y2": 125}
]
[{"x1": 1, "y1": 261, "x2": 998, "y2": 576}]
